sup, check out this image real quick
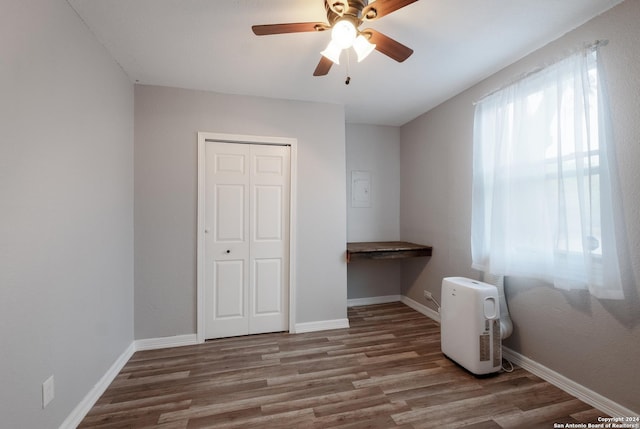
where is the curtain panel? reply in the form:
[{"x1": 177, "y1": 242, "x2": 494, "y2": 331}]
[{"x1": 471, "y1": 47, "x2": 624, "y2": 300}]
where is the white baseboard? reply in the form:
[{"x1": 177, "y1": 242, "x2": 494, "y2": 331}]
[
  {"x1": 135, "y1": 334, "x2": 199, "y2": 351},
  {"x1": 60, "y1": 341, "x2": 135, "y2": 429},
  {"x1": 60, "y1": 334, "x2": 200, "y2": 427},
  {"x1": 502, "y1": 347, "x2": 637, "y2": 418},
  {"x1": 401, "y1": 295, "x2": 441, "y2": 323},
  {"x1": 347, "y1": 295, "x2": 401, "y2": 307},
  {"x1": 294, "y1": 318, "x2": 350, "y2": 334}
]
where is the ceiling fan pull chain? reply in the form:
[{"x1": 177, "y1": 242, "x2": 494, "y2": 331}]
[{"x1": 345, "y1": 49, "x2": 351, "y2": 85}]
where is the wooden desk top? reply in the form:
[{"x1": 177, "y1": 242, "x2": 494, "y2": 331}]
[{"x1": 346, "y1": 241, "x2": 433, "y2": 263}]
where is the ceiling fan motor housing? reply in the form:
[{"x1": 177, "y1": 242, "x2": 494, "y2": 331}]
[{"x1": 325, "y1": 0, "x2": 372, "y2": 26}]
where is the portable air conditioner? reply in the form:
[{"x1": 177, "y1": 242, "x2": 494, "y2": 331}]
[{"x1": 440, "y1": 277, "x2": 501, "y2": 375}]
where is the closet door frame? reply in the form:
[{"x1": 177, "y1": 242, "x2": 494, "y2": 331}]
[{"x1": 197, "y1": 132, "x2": 298, "y2": 343}]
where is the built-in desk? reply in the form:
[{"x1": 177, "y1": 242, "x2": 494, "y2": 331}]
[{"x1": 346, "y1": 241, "x2": 433, "y2": 263}]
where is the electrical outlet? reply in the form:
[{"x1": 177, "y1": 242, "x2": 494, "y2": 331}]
[
  {"x1": 423, "y1": 290, "x2": 433, "y2": 300},
  {"x1": 42, "y1": 375, "x2": 54, "y2": 408}
]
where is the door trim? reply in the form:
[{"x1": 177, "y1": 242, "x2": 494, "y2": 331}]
[{"x1": 197, "y1": 132, "x2": 297, "y2": 343}]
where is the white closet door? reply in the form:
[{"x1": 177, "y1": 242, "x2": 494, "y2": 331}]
[
  {"x1": 249, "y1": 144, "x2": 290, "y2": 335},
  {"x1": 204, "y1": 142, "x2": 289, "y2": 339}
]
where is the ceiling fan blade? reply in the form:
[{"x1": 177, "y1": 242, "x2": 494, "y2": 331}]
[
  {"x1": 252, "y1": 22, "x2": 329, "y2": 36},
  {"x1": 365, "y1": 29, "x2": 414, "y2": 62},
  {"x1": 313, "y1": 56, "x2": 333, "y2": 76},
  {"x1": 362, "y1": 0, "x2": 419, "y2": 20}
]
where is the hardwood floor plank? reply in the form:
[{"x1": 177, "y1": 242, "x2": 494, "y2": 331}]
[
  {"x1": 353, "y1": 367, "x2": 455, "y2": 394},
  {"x1": 79, "y1": 302, "x2": 609, "y2": 428},
  {"x1": 392, "y1": 393, "x2": 519, "y2": 427},
  {"x1": 312, "y1": 401, "x2": 412, "y2": 429},
  {"x1": 500, "y1": 382, "x2": 578, "y2": 411},
  {"x1": 493, "y1": 399, "x2": 593, "y2": 427},
  {"x1": 109, "y1": 370, "x2": 192, "y2": 388},
  {"x1": 571, "y1": 407, "x2": 606, "y2": 423},
  {"x1": 187, "y1": 408, "x2": 316, "y2": 429},
  {"x1": 261, "y1": 386, "x2": 385, "y2": 415},
  {"x1": 78, "y1": 400, "x2": 192, "y2": 428},
  {"x1": 312, "y1": 394, "x2": 396, "y2": 418},
  {"x1": 266, "y1": 367, "x2": 368, "y2": 387},
  {"x1": 183, "y1": 406, "x2": 263, "y2": 429},
  {"x1": 160, "y1": 381, "x2": 360, "y2": 423},
  {"x1": 104, "y1": 378, "x2": 268, "y2": 406},
  {"x1": 457, "y1": 421, "x2": 504, "y2": 429}
]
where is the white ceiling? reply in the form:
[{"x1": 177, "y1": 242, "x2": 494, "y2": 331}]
[{"x1": 67, "y1": 0, "x2": 622, "y2": 126}]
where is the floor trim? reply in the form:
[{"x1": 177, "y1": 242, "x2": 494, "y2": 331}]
[
  {"x1": 135, "y1": 334, "x2": 199, "y2": 351},
  {"x1": 294, "y1": 318, "x2": 350, "y2": 334},
  {"x1": 400, "y1": 295, "x2": 441, "y2": 323},
  {"x1": 59, "y1": 342, "x2": 135, "y2": 429},
  {"x1": 502, "y1": 347, "x2": 637, "y2": 418},
  {"x1": 347, "y1": 295, "x2": 402, "y2": 307}
]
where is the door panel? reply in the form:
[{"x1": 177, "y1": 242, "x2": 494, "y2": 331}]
[
  {"x1": 205, "y1": 142, "x2": 289, "y2": 339},
  {"x1": 253, "y1": 258, "x2": 282, "y2": 314},
  {"x1": 254, "y1": 186, "x2": 282, "y2": 241},
  {"x1": 255, "y1": 155, "x2": 283, "y2": 175},
  {"x1": 215, "y1": 185, "x2": 245, "y2": 242},
  {"x1": 249, "y1": 144, "x2": 289, "y2": 335},
  {"x1": 215, "y1": 152, "x2": 245, "y2": 174},
  {"x1": 214, "y1": 260, "x2": 245, "y2": 318},
  {"x1": 205, "y1": 143, "x2": 250, "y2": 339}
]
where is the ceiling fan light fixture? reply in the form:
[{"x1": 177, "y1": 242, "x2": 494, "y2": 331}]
[
  {"x1": 321, "y1": 40, "x2": 343, "y2": 64},
  {"x1": 353, "y1": 34, "x2": 376, "y2": 62},
  {"x1": 331, "y1": 19, "x2": 357, "y2": 49},
  {"x1": 251, "y1": 0, "x2": 418, "y2": 77}
]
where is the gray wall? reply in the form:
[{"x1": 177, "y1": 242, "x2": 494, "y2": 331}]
[
  {"x1": 0, "y1": 1, "x2": 134, "y2": 427},
  {"x1": 134, "y1": 85, "x2": 348, "y2": 339},
  {"x1": 346, "y1": 124, "x2": 401, "y2": 242},
  {"x1": 346, "y1": 124, "x2": 402, "y2": 300},
  {"x1": 400, "y1": 0, "x2": 640, "y2": 412}
]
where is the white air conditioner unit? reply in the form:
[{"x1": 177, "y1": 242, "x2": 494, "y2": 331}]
[{"x1": 440, "y1": 277, "x2": 501, "y2": 375}]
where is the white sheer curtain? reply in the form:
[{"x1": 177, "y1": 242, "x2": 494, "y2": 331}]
[{"x1": 471, "y1": 47, "x2": 624, "y2": 299}]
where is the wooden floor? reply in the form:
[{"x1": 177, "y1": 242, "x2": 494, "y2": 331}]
[{"x1": 80, "y1": 302, "x2": 606, "y2": 428}]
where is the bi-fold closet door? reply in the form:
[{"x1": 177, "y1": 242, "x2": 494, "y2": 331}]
[{"x1": 204, "y1": 141, "x2": 290, "y2": 339}]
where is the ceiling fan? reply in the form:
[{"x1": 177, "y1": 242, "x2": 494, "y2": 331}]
[{"x1": 252, "y1": 0, "x2": 418, "y2": 77}]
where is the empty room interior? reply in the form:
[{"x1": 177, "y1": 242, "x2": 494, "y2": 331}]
[{"x1": 2, "y1": 0, "x2": 639, "y2": 427}]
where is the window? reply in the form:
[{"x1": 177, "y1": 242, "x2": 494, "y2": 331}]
[{"x1": 471, "y1": 47, "x2": 623, "y2": 299}]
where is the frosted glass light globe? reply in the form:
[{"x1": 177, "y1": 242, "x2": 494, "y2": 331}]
[{"x1": 331, "y1": 19, "x2": 357, "y2": 49}]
